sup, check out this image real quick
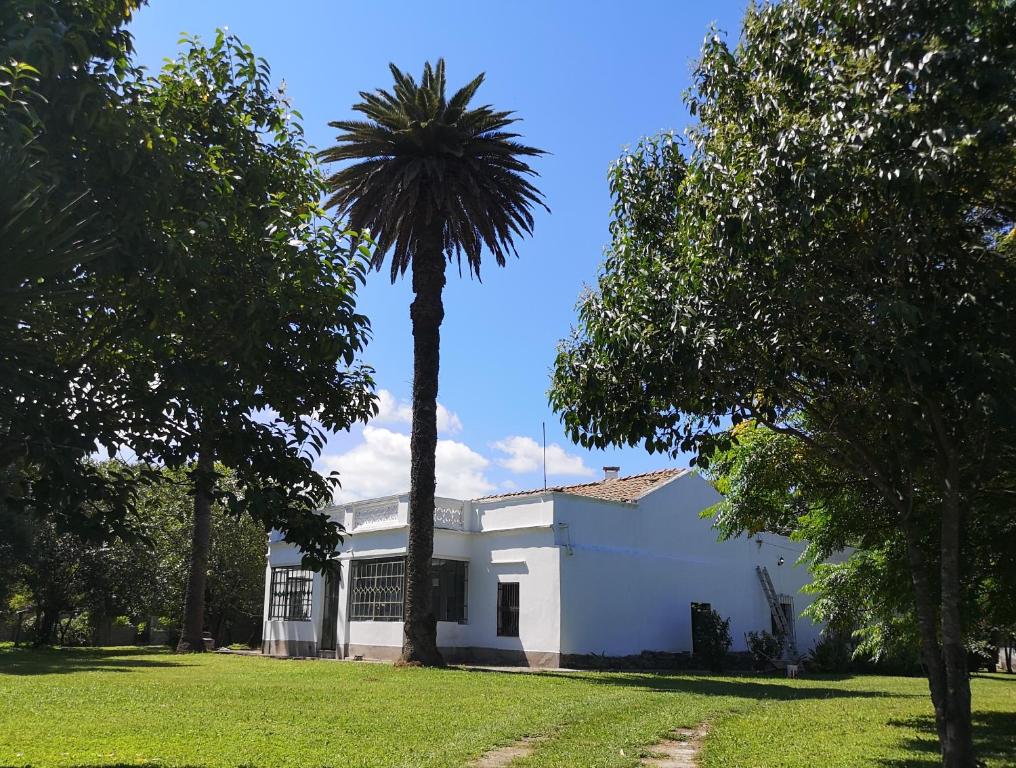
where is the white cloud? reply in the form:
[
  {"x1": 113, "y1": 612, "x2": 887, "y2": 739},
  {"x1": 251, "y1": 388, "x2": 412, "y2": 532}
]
[
  {"x1": 374, "y1": 389, "x2": 413, "y2": 424},
  {"x1": 320, "y1": 426, "x2": 493, "y2": 502},
  {"x1": 374, "y1": 389, "x2": 463, "y2": 435},
  {"x1": 491, "y1": 436, "x2": 596, "y2": 478}
]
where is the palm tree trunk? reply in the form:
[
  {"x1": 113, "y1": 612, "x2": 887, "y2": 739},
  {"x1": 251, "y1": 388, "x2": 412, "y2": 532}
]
[
  {"x1": 401, "y1": 233, "x2": 446, "y2": 667},
  {"x1": 177, "y1": 441, "x2": 215, "y2": 653}
]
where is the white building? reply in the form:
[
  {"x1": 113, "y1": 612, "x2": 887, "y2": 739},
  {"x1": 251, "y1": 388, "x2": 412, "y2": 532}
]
[{"x1": 262, "y1": 468, "x2": 826, "y2": 666}]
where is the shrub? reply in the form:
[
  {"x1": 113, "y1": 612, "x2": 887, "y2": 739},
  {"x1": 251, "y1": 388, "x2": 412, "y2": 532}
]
[
  {"x1": 967, "y1": 638, "x2": 998, "y2": 673},
  {"x1": 17, "y1": 614, "x2": 38, "y2": 644},
  {"x1": 165, "y1": 626, "x2": 181, "y2": 649},
  {"x1": 693, "y1": 608, "x2": 732, "y2": 672},
  {"x1": 746, "y1": 630, "x2": 784, "y2": 670},
  {"x1": 806, "y1": 632, "x2": 853, "y2": 673},
  {"x1": 60, "y1": 614, "x2": 93, "y2": 647}
]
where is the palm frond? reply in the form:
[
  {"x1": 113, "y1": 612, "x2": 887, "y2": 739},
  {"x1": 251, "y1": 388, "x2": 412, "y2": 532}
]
[{"x1": 318, "y1": 58, "x2": 548, "y2": 281}]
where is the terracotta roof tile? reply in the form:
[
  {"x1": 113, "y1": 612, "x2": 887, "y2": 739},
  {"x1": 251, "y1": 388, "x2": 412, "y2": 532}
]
[{"x1": 475, "y1": 468, "x2": 687, "y2": 504}]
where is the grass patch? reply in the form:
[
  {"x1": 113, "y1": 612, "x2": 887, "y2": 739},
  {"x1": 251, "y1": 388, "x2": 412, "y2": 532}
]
[{"x1": 0, "y1": 647, "x2": 1011, "y2": 767}]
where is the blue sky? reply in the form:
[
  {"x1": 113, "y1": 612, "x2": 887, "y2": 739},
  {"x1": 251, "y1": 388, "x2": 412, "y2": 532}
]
[{"x1": 128, "y1": 0, "x2": 748, "y2": 500}]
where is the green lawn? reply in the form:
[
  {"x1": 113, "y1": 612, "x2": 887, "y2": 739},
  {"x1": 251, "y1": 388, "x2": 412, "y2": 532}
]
[{"x1": 0, "y1": 647, "x2": 1012, "y2": 768}]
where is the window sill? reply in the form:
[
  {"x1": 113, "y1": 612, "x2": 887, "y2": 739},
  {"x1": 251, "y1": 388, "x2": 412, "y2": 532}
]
[{"x1": 349, "y1": 618, "x2": 404, "y2": 622}]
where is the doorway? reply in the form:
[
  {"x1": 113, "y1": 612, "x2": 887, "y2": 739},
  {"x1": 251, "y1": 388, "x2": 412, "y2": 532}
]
[{"x1": 320, "y1": 569, "x2": 340, "y2": 652}]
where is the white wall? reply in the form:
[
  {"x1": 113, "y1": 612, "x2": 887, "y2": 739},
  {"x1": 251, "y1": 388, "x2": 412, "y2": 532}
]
[
  {"x1": 557, "y1": 473, "x2": 825, "y2": 657},
  {"x1": 456, "y1": 527, "x2": 561, "y2": 656},
  {"x1": 477, "y1": 495, "x2": 554, "y2": 532},
  {"x1": 261, "y1": 542, "x2": 323, "y2": 654}
]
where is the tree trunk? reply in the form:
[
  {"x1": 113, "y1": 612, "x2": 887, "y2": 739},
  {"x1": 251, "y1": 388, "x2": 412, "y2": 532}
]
[
  {"x1": 34, "y1": 606, "x2": 56, "y2": 647},
  {"x1": 213, "y1": 609, "x2": 226, "y2": 648},
  {"x1": 1005, "y1": 645, "x2": 1012, "y2": 674},
  {"x1": 938, "y1": 476, "x2": 975, "y2": 768},
  {"x1": 900, "y1": 510, "x2": 950, "y2": 750},
  {"x1": 401, "y1": 231, "x2": 446, "y2": 667},
  {"x1": 177, "y1": 442, "x2": 215, "y2": 653},
  {"x1": 899, "y1": 472, "x2": 977, "y2": 768}
]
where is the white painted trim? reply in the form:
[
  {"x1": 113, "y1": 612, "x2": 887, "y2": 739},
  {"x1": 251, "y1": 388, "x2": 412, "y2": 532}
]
[
  {"x1": 635, "y1": 468, "x2": 692, "y2": 499},
  {"x1": 481, "y1": 523, "x2": 554, "y2": 534}
]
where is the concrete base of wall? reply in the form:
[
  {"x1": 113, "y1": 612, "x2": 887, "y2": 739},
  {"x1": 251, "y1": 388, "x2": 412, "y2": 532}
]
[
  {"x1": 262, "y1": 639, "x2": 317, "y2": 657},
  {"x1": 338, "y1": 643, "x2": 561, "y2": 668},
  {"x1": 444, "y1": 646, "x2": 561, "y2": 668},
  {"x1": 262, "y1": 640, "x2": 562, "y2": 668},
  {"x1": 342, "y1": 643, "x2": 402, "y2": 662}
]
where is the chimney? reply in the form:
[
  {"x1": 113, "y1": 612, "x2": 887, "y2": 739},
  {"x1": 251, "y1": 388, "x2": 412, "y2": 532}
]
[{"x1": 603, "y1": 466, "x2": 620, "y2": 481}]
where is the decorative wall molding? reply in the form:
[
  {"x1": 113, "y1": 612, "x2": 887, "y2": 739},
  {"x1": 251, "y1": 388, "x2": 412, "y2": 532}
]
[
  {"x1": 353, "y1": 501, "x2": 399, "y2": 529},
  {"x1": 435, "y1": 505, "x2": 464, "y2": 530}
]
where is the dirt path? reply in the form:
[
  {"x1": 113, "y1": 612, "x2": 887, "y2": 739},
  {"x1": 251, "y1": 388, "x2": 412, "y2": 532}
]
[
  {"x1": 640, "y1": 723, "x2": 710, "y2": 767},
  {"x1": 471, "y1": 735, "x2": 546, "y2": 767}
]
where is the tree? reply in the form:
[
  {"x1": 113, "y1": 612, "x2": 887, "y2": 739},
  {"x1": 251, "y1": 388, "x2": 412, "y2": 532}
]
[
  {"x1": 319, "y1": 59, "x2": 547, "y2": 665},
  {"x1": 109, "y1": 464, "x2": 269, "y2": 647},
  {"x1": 2, "y1": 462, "x2": 271, "y2": 648},
  {"x1": 17, "y1": 517, "x2": 87, "y2": 646},
  {"x1": 3, "y1": 9, "x2": 375, "y2": 652},
  {"x1": 705, "y1": 420, "x2": 1015, "y2": 673},
  {"x1": 0, "y1": 0, "x2": 164, "y2": 537},
  {"x1": 107, "y1": 32, "x2": 377, "y2": 652},
  {"x1": 550, "y1": 3, "x2": 1016, "y2": 765}
]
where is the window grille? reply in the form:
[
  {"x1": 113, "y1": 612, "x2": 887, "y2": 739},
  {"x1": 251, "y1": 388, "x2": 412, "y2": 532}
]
[
  {"x1": 772, "y1": 596, "x2": 796, "y2": 645},
  {"x1": 432, "y1": 559, "x2": 468, "y2": 624},
  {"x1": 497, "y1": 582, "x2": 520, "y2": 637},
  {"x1": 268, "y1": 567, "x2": 314, "y2": 621},
  {"x1": 350, "y1": 557, "x2": 406, "y2": 621}
]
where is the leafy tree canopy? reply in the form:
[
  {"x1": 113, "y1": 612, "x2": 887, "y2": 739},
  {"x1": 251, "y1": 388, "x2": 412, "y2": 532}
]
[
  {"x1": 0, "y1": 0, "x2": 160, "y2": 535},
  {"x1": 100, "y1": 31, "x2": 378, "y2": 569}
]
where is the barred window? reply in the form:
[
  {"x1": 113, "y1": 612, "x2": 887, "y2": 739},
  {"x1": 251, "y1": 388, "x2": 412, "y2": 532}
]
[
  {"x1": 496, "y1": 582, "x2": 519, "y2": 637},
  {"x1": 268, "y1": 567, "x2": 314, "y2": 621},
  {"x1": 350, "y1": 557, "x2": 405, "y2": 621},
  {"x1": 432, "y1": 559, "x2": 468, "y2": 624}
]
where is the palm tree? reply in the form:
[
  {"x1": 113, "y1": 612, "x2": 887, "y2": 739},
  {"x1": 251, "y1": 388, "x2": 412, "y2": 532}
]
[{"x1": 319, "y1": 60, "x2": 546, "y2": 665}]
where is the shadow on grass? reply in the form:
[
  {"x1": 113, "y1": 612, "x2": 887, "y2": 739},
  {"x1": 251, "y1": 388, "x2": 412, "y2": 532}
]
[
  {"x1": 879, "y1": 709, "x2": 1016, "y2": 767},
  {"x1": 463, "y1": 666, "x2": 912, "y2": 701},
  {"x1": 971, "y1": 672, "x2": 1016, "y2": 683},
  {"x1": 0, "y1": 646, "x2": 193, "y2": 676}
]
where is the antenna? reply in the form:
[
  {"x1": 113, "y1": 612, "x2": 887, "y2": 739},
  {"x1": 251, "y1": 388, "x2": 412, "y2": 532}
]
[{"x1": 542, "y1": 421, "x2": 547, "y2": 491}]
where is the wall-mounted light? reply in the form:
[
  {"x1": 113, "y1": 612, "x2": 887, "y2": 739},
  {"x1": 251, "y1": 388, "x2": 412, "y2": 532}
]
[{"x1": 777, "y1": 556, "x2": 785, "y2": 566}]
